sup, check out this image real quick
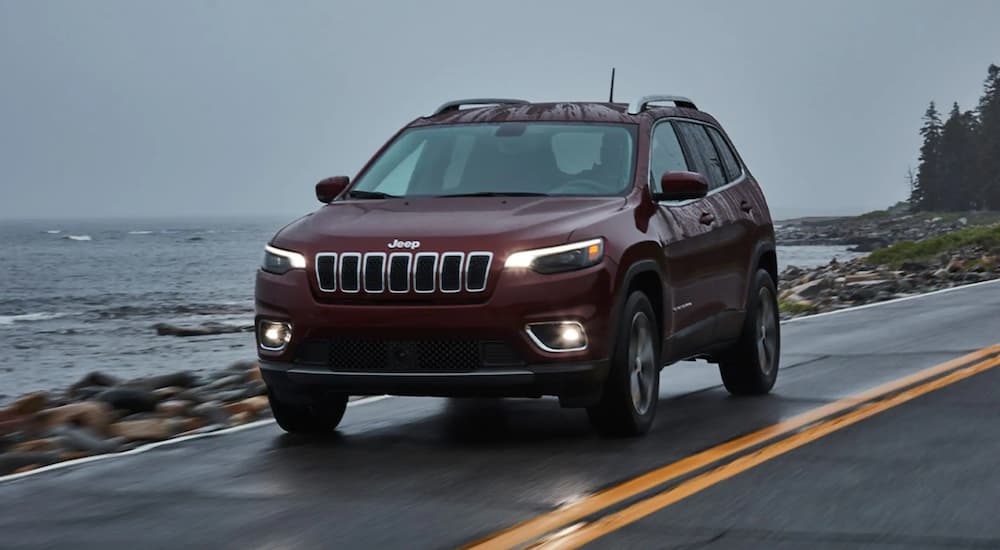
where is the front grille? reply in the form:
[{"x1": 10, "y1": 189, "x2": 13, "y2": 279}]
[
  {"x1": 316, "y1": 251, "x2": 493, "y2": 295},
  {"x1": 296, "y1": 339, "x2": 523, "y2": 371}
]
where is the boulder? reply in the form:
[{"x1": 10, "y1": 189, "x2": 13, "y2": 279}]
[
  {"x1": 224, "y1": 396, "x2": 270, "y2": 417},
  {"x1": 35, "y1": 401, "x2": 112, "y2": 434},
  {"x1": 47, "y1": 425, "x2": 121, "y2": 453},
  {"x1": 155, "y1": 400, "x2": 192, "y2": 417},
  {"x1": 12, "y1": 438, "x2": 60, "y2": 453},
  {"x1": 0, "y1": 451, "x2": 59, "y2": 474},
  {"x1": 96, "y1": 387, "x2": 159, "y2": 414},
  {"x1": 191, "y1": 401, "x2": 231, "y2": 425},
  {"x1": 206, "y1": 374, "x2": 245, "y2": 390},
  {"x1": 946, "y1": 257, "x2": 964, "y2": 273},
  {"x1": 229, "y1": 411, "x2": 252, "y2": 425},
  {"x1": 246, "y1": 365, "x2": 263, "y2": 383},
  {"x1": 225, "y1": 360, "x2": 259, "y2": 372},
  {"x1": 109, "y1": 419, "x2": 173, "y2": 441},
  {"x1": 9, "y1": 392, "x2": 48, "y2": 416},
  {"x1": 0, "y1": 417, "x2": 29, "y2": 437},
  {"x1": 153, "y1": 386, "x2": 186, "y2": 400},
  {"x1": 899, "y1": 261, "x2": 928, "y2": 273},
  {"x1": 126, "y1": 371, "x2": 199, "y2": 391},
  {"x1": 69, "y1": 371, "x2": 121, "y2": 394}
]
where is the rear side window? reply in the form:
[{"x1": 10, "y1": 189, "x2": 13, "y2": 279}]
[
  {"x1": 706, "y1": 126, "x2": 742, "y2": 182},
  {"x1": 676, "y1": 122, "x2": 727, "y2": 190},
  {"x1": 649, "y1": 122, "x2": 689, "y2": 192}
]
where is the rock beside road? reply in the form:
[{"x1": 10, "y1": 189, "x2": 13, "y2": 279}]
[
  {"x1": 778, "y1": 248, "x2": 1000, "y2": 319},
  {"x1": 0, "y1": 362, "x2": 270, "y2": 475}
]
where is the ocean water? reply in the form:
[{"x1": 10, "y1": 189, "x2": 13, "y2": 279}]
[
  {"x1": 0, "y1": 217, "x2": 291, "y2": 400},
  {"x1": 0, "y1": 217, "x2": 860, "y2": 400}
]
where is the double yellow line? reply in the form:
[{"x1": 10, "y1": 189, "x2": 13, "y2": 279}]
[{"x1": 465, "y1": 343, "x2": 1000, "y2": 550}]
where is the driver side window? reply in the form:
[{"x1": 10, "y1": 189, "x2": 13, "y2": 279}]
[{"x1": 649, "y1": 122, "x2": 689, "y2": 192}]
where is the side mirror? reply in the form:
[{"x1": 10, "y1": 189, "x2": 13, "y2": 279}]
[
  {"x1": 316, "y1": 176, "x2": 350, "y2": 203},
  {"x1": 653, "y1": 171, "x2": 709, "y2": 201}
]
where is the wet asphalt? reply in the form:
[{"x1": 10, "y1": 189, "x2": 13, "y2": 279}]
[{"x1": 2, "y1": 280, "x2": 999, "y2": 549}]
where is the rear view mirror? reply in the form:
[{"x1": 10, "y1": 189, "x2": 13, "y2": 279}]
[
  {"x1": 653, "y1": 171, "x2": 709, "y2": 201},
  {"x1": 316, "y1": 176, "x2": 350, "y2": 203}
]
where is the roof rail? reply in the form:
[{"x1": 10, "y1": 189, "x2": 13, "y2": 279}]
[
  {"x1": 425, "y1": 98, "x2": 529, "y2": 118},
  {"x1": 627, "y1": 95, "x2": 697, "y2": 114}
]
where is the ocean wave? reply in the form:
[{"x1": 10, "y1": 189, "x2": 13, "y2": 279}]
[
  {"x1": 45, "y1": 229, "x2": 62, "y2": 234},
  {"x1": 128, "y1": 230, "x2": 154, "y2": 235},
  {"x1": 0, "y1": 312, "x2": 67, "y2": 326},
  {"x1": 64, "y1": 235, "x2": 92, "y2": 241}
]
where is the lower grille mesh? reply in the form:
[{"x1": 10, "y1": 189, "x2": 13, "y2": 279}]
[{"x1": 296, "y1": 339, "x2": 522, "y2": 371}]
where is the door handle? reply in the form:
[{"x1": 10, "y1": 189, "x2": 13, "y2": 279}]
[
  {"x1": 699, "y1": 212, "x2": 715, "y2": 225},
  {"x1": 740, "y1": 200, "x2": 752, "y2": 213}
]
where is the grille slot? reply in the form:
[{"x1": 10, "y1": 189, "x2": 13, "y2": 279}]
[
  {"x1": 307, "y1": 338, "x2": 519, "y2": 372},
  {"x1": 414, "y1": 253, "x2": 437, "y2": 293},
  {"x1": 340, "y1": 254, "x2": 361, "y2": 292},
  {"x1": 388, "y1": 253, "x2": 411, "y2": 293},
  {"x1": 440, "y1": 253, "x2": 463, "y2": 292},
  {"x1": 363, "y1": 253, "x2": 386, "y2": 293},
  {"x1": 466, "y1": 253, "x2": 492, "y2": 292},
  {"x1": 316, "y1": 253, "x2": 337, "y2": 292}
]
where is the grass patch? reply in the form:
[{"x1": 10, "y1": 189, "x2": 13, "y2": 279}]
[
  {"x1": 779, "y1": 300, "x2": 819, "y2": 315},
  {"x1": 857, "y1": 208, "x2": 890, "y2": 220},
  {"x1": 867, "y1": 223, "x2": 1000, "y2": 267}
]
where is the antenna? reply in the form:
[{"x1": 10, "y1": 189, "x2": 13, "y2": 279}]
[{"x1": 609, "y1": 68, "x2": 616, "y2": 102}]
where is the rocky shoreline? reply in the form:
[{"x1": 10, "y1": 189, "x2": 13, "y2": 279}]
[
  {"x1": 0, "y1": 361, "x2": 273, "y2": 476},
  {"x1": 777, "y1": 207, "x2": 1000, "y2": 318},
  {"x1": 777, "y1": 252, "x2": 999, "y2": 320}
]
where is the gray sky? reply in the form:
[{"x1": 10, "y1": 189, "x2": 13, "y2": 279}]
[{"x1": 1, "y1": 0, "x2": 998, "y2": 221}]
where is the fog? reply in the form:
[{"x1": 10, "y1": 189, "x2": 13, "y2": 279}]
[{"x1": 1, "y1": 0, "x2": 998, "y2": 220}]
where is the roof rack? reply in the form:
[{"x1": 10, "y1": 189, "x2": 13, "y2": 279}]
[
  {"x1": 627, "y1": 95, "x2": 697, "y2": 114},
  {"x1": 425, "y1": 98, "x2": 529, "y2": 118}
]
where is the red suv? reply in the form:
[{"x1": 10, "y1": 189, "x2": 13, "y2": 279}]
[{"x1": 256, "y1": 96, "x2": 779, "y2": 436}]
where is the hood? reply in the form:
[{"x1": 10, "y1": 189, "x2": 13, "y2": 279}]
[{"x1": 272, "y1": 196, "x2": 626, "y2": 253}]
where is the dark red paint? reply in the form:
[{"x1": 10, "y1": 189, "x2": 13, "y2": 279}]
[{"x1": 255, "y1": 101, "x2": 776, "y2": 402}]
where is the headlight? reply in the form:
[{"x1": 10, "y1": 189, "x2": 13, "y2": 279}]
[
  {"x1": 505, "y1": 238, "x2": 604, "y2": 274},
  {"x1": 262, "y1": 245, "x2": 307, "y2": 275}
]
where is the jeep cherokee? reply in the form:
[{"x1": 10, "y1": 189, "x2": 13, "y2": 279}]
[{"x1": 256, "y1": 96, "x2": 780, "y2": 436}]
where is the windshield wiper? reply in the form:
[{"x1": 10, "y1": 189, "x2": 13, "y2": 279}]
[
  {"x1": 436, "y1": 191, "x2": 550, "y2": 198},
  {"x1": 346, "y1": 190, "x2": 400, "y2": 199}
]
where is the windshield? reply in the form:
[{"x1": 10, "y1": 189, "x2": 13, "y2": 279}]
[{"x1": 349, "y1": 123, "x2": 637, "y2": 198}]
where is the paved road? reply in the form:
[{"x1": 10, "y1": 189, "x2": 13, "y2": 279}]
[{"x1": 3, "y1": 281, "x2": 1000, "y2": 549}]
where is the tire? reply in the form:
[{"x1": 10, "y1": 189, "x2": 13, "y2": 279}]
[
  {"x1": 587, "y1": 291, "x2": 660, "y2": 436},
  {"x1": 268, "y1": 392, "x2": 348, "y2": 434},
  {"x1": 719, "y1": 269, "x2": 780, "y2": 395}
]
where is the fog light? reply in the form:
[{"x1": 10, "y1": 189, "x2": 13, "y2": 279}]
[
  {"x1": 526, "y1": 321, "x2": 588, "y2": 352},
  {"x1": 258, "y1": 320, "x2": 292, "y2": 351}
]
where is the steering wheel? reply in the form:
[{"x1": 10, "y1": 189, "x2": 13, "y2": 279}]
[{"x1": 552, "y1": 178, "x2": 611, "y2": 194}]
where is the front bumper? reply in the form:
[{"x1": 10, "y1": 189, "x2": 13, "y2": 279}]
[
  {"x1": 254, "y1": 261, "x2": 616, "y2": 366},
  {"x1": 261, "y1": 359, "x2": 609, "y2": 401}
]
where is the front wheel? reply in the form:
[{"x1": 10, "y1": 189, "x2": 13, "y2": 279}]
[
  {"x1": 587, "y1": 291, "x2": 660, "y2": 436},
  {"x1": 719, "y1": 269, "x2": 780, "y2": 395},
  {"x1": 268, "y1": 392, "x2": 348, "y2": 434}
]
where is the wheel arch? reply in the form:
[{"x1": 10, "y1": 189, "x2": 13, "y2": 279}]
[{"x1": 609, "y1": 243, "x2": 669, "y2": 353}]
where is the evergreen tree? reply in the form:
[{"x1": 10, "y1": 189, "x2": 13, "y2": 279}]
[
  {"x1": 912, "y1": 102, "x2": 943, "y2": 210},
  {"x1": 937, "y1": 103, "x2": 980, "y2": 210},
  {"x1": 978, "y1": 64, "x2": 1000, "y2": 209}
]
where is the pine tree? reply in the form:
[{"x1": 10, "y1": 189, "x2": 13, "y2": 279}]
[
  {"x1": 978, "y1": 64, "x2": 1000, "y2": 209},
  {"x1": 937, "y1": 103, "x2": 980, "y2": 210},
  {"x1": 912, "y1": 102, "x2": 943, "y2": 210}
]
